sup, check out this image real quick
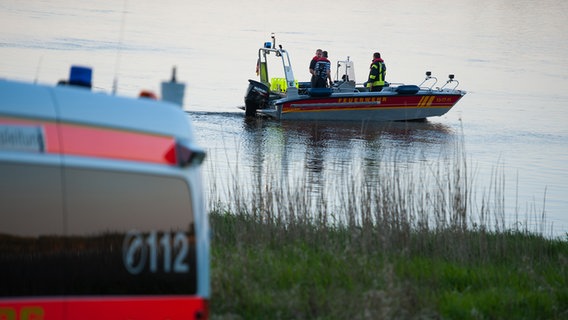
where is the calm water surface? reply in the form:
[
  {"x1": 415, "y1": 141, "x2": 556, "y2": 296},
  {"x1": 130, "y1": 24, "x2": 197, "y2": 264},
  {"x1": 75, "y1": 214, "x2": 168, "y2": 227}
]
[{"x1": 1, "y1": 0, "x2": 567, "y2": 236}]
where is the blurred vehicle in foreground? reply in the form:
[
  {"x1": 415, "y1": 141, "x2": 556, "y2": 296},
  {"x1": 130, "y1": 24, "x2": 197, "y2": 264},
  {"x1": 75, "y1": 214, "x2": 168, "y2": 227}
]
[{"x1": 0, "y1": 66, "x2": 209, "y2": 320}]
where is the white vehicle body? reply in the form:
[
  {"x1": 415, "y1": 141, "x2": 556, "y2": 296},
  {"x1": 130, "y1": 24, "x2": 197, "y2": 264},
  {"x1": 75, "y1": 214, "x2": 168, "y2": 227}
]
[{"x1": 0, "y1": 77, "x2": 209, "y2": 320}]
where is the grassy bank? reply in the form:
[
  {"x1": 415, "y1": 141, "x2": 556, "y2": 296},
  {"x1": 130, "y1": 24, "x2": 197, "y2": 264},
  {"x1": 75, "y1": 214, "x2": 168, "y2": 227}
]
[
  {"x1": 209, "y1": 211, "x2": 567, "y2": 319},
  {"x1": 207, "y1": 134, "x2": 567, "y2": 319}
]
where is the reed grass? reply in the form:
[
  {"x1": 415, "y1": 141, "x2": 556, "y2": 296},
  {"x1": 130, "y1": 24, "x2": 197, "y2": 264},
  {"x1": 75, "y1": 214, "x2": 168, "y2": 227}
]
[{"x1": 206, "y1": 132, "x2": 567, "y2": 319}]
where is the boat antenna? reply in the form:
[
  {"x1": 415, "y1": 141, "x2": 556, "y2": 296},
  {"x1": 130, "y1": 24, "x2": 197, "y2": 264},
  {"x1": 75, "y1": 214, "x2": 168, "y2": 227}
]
[
  {"x1": 171, "y1": 66, "x2": 177, "y2": 82},
  {"x1": 112, "y1": 0, "x2": 128, "y2": 95},
  {"x1": 271, "y1": 33, "x2": 276, "y2": 49}
]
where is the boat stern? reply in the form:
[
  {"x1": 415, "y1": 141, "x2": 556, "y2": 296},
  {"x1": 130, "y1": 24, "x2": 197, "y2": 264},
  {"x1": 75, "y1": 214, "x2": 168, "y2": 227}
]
[{"x1": 244, "y1": 80, "x2": 269, "y2": 116}]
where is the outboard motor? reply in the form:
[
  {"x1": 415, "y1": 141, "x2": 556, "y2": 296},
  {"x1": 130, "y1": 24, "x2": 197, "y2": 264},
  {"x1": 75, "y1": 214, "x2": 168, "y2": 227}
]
[{"x1": 244, "y1": 80, "x2": 269, "y2": 117}]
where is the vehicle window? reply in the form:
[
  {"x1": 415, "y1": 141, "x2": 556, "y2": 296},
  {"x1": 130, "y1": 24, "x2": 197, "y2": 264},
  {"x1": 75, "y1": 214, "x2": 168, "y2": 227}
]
[{"x1": 0, "y1": 168, "x2": 197, "y2": 296}]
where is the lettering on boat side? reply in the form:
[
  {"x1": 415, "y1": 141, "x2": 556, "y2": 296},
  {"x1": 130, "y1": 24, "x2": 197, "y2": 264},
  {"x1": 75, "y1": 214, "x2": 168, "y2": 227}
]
[
  {"x1": 435, "y1": 96, "x2": 455, "y2": 103},
  {"x1": 337, "y1": 97, "x2": 387, "y2": 103}
]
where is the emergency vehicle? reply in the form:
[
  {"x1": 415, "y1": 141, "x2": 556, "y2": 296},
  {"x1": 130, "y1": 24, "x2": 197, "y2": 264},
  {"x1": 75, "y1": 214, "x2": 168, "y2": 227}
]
[{"x1": 0, "y1": 67, "x2": 209, "y2": 319}]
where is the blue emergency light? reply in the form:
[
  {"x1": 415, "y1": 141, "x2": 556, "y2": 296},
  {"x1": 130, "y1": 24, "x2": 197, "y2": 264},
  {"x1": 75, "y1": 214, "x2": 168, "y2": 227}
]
[{"x1": 69, "y1": 65, "x2": 93, "y2": 88}]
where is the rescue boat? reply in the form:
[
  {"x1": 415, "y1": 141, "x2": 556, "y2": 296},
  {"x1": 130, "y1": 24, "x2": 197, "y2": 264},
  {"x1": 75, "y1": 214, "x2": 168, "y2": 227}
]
[{"x1": 243, "y1": 36, "x2": 466, "y2": 121}]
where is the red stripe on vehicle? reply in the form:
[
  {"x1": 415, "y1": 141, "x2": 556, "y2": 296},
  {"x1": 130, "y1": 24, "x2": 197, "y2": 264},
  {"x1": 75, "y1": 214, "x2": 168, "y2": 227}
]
[
  {"x1": 1, "y1": 117, "x2": 177, "y2": 165},
  {"x1": 58, "y1": 123, "x2": 176, "y2": 165},
  {"x1": 0, "y1": 296, "x2": 208, "y2": 320}
]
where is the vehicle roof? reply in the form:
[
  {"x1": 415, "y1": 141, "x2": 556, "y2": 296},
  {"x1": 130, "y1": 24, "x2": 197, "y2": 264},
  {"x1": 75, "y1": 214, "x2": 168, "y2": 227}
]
[{"x1": 0, "y1": 79, "x2": 195, "y2": 141}]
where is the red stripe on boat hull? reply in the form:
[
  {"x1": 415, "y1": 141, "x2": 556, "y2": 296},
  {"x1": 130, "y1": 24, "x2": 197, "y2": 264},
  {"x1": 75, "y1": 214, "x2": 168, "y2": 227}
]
[{"x1": 281, "y1": 94, "x2": 463, "y2": 114}]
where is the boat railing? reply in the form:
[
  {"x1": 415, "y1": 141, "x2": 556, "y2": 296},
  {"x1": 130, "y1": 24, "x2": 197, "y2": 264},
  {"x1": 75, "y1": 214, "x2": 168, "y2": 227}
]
[
  {"x1": 257, "y1": 34, "x2": 297, "y2": 95},
  {"x1": 418, "y1": 71, "x2": 438, "y2": 90},
  {"x1": 439, "y1": 74, "x2": 460, "y2": 91}
]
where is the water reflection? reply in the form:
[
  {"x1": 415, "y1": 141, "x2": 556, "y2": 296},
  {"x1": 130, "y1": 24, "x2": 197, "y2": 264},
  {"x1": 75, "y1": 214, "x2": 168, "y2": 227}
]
[
  {"x1": 235, "y1": 116, "x2": 456, "y2": 199},
  {"x1": 241, "y1": 117, "x2": 454, "y2": 163},
  {"x1": 279, "y1": 119, "x2": 455, "y2": 145},
  {"x1": 195, "y1": 112, "x2": 564, "y2": 236}
]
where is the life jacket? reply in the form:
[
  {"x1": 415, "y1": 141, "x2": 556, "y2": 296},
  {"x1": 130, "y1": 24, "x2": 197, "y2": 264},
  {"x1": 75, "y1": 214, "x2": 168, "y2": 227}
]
[{"x1": 314, "y1": 58, "x2": 331, "y2": 79}]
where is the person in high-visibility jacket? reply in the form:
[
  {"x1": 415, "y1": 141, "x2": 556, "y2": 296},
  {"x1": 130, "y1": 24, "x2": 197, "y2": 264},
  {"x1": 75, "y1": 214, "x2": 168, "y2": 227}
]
[{"x1": 366, "y1": 52, "x2": 386, "y2": 92}]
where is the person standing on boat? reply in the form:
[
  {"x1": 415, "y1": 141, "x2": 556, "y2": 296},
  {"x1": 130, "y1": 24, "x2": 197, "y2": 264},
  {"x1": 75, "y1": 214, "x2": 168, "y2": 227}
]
[
  {"x1": 313, "y1": 51, "x2": 332, "y2": 88},
  {"x1": 367, "y1": 52, "x2": 386, "y2": 92},
  {"x1": 309, "y1": 49, "x2": 323, "y2": 87}
]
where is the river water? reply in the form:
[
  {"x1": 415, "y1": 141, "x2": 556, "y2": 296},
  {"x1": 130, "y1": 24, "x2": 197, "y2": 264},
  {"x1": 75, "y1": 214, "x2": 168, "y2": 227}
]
[{"x1": 1, "y1": 0, "x2": 567, "y2": 237}]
